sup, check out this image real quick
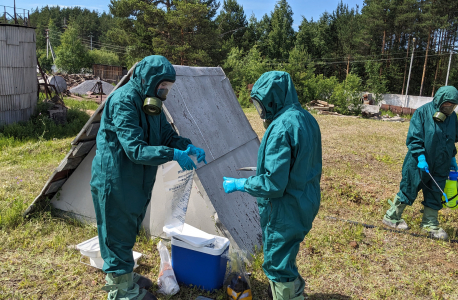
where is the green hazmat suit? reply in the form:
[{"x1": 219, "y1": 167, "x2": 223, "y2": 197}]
[
  {"x1": 397, "y1": 86, "x2": 458, "y2": 211},
  {"x1": 90, "y1": 56, "x2": 192, "y2": 275},
  {"x1": 244, "y1": 71, "x2": 322, "y2": 293}
]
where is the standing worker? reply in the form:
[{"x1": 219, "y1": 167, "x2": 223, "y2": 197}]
[
  {"x1": 223, "y1": 71, "x2": 322, "y2": 300},
  {"x1": 382, "y1": 86, "x2": 458, "y2": 240},
  {"x1": 91, "y1": 55, "x2": 206, "y2": 300}
]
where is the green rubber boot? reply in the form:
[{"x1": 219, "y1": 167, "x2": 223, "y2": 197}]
[
  {"x1": 382, "y1": 196, "x2": 409, "y2": 230},
  {"x1": 102, "y1": 273, "x2": 157, "y2": 300},
  {"x1": 269, "y1": 276, "x2": 305, "y2": 300},
  {"x1": 421, "y1": 206, "x2": 449, "y2": 240}
]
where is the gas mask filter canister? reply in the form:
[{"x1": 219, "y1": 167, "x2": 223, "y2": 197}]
[
  {"x1": 142, "y1": 81, "x2": 175, "y2": 116},
  {"x1": 143, "y1": 97, "x2": 163, "y2": 115},
  {"x1": 433, "y1": 111, "x2": 447, "y2": 122}
]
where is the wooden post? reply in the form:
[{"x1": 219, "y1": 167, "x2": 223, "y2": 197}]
[
  {"x1": 402, "y1": 36, "x2": 411, "y2": 95},
  {"x1": 420, "y1": 28, "x2": 432, "y2": 96}
]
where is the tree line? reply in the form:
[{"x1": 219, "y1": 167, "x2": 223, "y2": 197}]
[{"x1": 30, "y1": 0, "x2": 458, "y2": 112}]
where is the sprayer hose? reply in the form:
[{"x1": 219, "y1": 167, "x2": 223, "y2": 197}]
[{"x1": 418, "y1": 169, "x2": 458, "y2": 208}]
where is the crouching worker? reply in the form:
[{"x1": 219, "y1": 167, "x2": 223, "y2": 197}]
[
  {"x1": 222, "y1": 71, "x2": 322, "y2": 300},
  {"x1": 90, "y1": 55, "x2": 206, "y2": 300},
  {"x1": 382, "y1": 86, "x2": 458, "y2": 240}
]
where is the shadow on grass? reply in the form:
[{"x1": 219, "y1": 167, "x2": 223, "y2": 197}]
[{"x1": 124, "y1": 264, "x2": 272, "y2": 299}]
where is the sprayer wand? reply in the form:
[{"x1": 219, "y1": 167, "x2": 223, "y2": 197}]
[{"x1": 425, "y1": 167, "x2": 449, "y2": 203}]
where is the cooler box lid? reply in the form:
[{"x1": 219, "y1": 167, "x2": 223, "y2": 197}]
[
  {"x1": 163, "y1": 223, "x2": 216, "y2": 247},
  {"x1": 172, "y1": 236, "x2": 230, "y2": 256}
]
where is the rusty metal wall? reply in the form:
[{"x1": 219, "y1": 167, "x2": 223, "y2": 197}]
[{"x1": 0, "y1": 24, "x2": 37, "y2": 125}]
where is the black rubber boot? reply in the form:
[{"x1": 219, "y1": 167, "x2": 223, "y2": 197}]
[{"x1": 133, "y1": 273, "x2": 153, "y2": 290}]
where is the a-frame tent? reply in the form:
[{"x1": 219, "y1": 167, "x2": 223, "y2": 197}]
[{"x1": 25, "y1": 64, "x2": 262, "y2": 253}]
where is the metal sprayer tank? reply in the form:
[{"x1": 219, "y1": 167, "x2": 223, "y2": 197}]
[{"x1": 0, "y1": 24, "x2": 37, "y2": 125}]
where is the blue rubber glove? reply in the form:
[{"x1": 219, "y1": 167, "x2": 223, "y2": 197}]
[
  {"x1": 417, "y1": 154, "x2": 429, "y2": 171},
  {"x1": 223, "y1": 177, "x2": 247, "y2": 193},
  {"x1": 173, "y1": 148, "x2": 196, "y2": 171},
  {"x1": 451, "y1": 157, "x2": 458, "y2": 171},
  {"x1": 187, "y1": 144, "x2": 207, "y2": 164}
]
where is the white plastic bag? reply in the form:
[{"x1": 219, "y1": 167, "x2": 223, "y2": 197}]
[
  {"x1": 157, "y1": 240, "x2": 180, "y2": 296},
  {"x1": 162, "y1": 160, "x2": 195, "y2": 234}
]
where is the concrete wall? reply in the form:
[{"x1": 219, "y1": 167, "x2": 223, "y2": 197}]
[{"x1": 381, "y1": 94, "x2": 433, "y2": 109}]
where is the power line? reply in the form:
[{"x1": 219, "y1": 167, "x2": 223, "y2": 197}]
[
  {"x1": 81, "y1": 42, "x2": 128, "y2": 54},
  {"x1": 80, "y1": 42, "x2": 127, "y2": 55},
  {"x1": 45, "y1": 29, "x2": 129, "y2": 52},
  {"x1": 43, "y1": 28, "x2": 457, "y2": 65},
  {"x1": 263, "y1": 52, "x2": 458, "y2": 66},
  {"x1": 261, "y1": 46, "x2": 457, "y2": 63},
  {"x1": 80, "y1": 38, "x2": 128, "y2": 51}
]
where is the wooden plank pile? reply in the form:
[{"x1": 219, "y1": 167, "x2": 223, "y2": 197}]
[{"x1": 309, "y1": 100, "x2": 335, "y2": 111}]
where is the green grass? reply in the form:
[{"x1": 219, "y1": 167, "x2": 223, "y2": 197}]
[
  {"x1": 63, "y1": 97, "x2": 100, "y2": 111},
  {"x1": 0, "y1": 100, "x2": 91, "y2": 143},
  {"x1": 2, "y1": 107, "x2": 458, "y2": 299}
]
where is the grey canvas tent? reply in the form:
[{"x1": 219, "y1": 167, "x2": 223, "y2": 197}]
[{"x1": 25, "y1": 65, "x2": 262, "y2": 253}]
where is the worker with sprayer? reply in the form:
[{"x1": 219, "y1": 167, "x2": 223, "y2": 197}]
[
  {"x1": 223, "y1": 71, "x2": 322, "y2": 300},
  {"x1": 90, "y1": 56, "x2": 206, "y2": 300},
  {"x1": 382, "y1": 86, "x2": 458, "y2": 240}
]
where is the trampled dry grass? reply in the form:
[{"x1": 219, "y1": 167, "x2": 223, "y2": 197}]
[{"x1": 2, "y1": 109, "x2": 458, "y2": 299}]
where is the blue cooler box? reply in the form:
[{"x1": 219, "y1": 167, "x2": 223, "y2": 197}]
[{"x1": 171, "y1": 235, "x2": 230, "y2": 291}]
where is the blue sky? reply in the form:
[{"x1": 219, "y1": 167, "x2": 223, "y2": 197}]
[{"x1": 9, "y1": 0, "x2": 365, "y2": 29}]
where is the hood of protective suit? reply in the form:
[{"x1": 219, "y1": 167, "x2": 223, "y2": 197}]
[
  {"x1": 432, "y1": 86, "x2": 458, "y2": 110},
  {"x1": 250, "y1": 71, "x2": 299, "y2": 120},
  {"x1": 130, "y1": 55, "x2": 176, "y2": 100}
]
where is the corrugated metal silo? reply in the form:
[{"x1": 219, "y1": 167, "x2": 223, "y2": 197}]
[{"x1": 0, "y1": 24, "x2": 37, "y2": 125}]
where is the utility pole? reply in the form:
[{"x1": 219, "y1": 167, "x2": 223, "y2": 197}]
[
  {"x1": 405, "y1": 37, "x2": 416, "y2": 107},
  {"x1": 446, "y1": 49, "x2": 454, "y2": 86},
  {"x1": 13, "y1": 0, "x2": 17, "y2": 24},
  {"x1": 88, "y1": 33, "x2": 94, "y2": 50},
  {"x1": 46, "y1": 29, "x2": 49, "y2": 59}
]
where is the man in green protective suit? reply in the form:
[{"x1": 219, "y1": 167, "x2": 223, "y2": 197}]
[
  {"x1": 382, "y1": 86, "x2": 458, "y2": 240},
  {"x1": 223, "y1": 71, "x2": 322, "y2": 300},
  {"x1": 91, "y1": 55, "x2": 206, "y2": 300}
]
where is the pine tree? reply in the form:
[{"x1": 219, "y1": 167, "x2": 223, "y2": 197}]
[
  {"x1": 256, "y1": 14, "x2": 272, "y2": 58},
  {"x1": 215, "y1": 0, "x2": 248, "y2": 52},
  {"x1": 267, "y1": 0, "x2": 295, "y2": 60},
  {"x1": 150, "y1": 0, "x2": 219, "y2": 66},
  {"x1": 240, "y1": 14, "x2": 260, "y2": 50},
  {"x1": 333, "y1": 1, "x2": 362, "y2": 77}
]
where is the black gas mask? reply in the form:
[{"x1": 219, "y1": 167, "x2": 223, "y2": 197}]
[{"x1": 143, "y1": 81, "x2": 175, "y2": 115}]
